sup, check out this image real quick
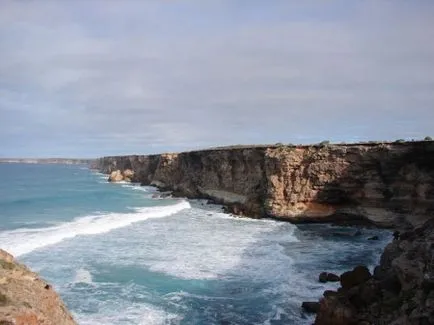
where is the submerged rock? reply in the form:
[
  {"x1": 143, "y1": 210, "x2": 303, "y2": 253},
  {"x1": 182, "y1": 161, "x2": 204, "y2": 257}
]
[{"x1": 0, "y1": 249, "x2": 77, "y2": 325}]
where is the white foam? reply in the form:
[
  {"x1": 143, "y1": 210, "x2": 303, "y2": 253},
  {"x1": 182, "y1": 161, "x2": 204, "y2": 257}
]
[
  {"x1": 74, "y1": 268, "x2": 93, "y2": 285},
  {"x1": 107, "y1": 207, "x2": 299, "y2": 280},
  {"x1": 0, "y1": 200, "x2": 190, "y2": 257},
  {"x1": 74, "y1": 302, "x2": 181, "y2": 325}
]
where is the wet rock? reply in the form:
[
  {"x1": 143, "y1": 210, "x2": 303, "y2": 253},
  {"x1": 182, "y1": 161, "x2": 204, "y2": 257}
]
[
  {"x1": 319, "y1": 272, "x2": 328, "y2": 283},
  {"x1": 320, "y1": 272, "x2": 340, "y2": 283},
  {"x1": 323, "y1": 290, "x2": 338, "y2": 297},
  {"x1": 327, "y1": 273, "x2": 340, "y2": 282},
  {"x1": 315, "y1": 219, "x2": 434, "y2": 325},
  {"x1": 340, "y1": 266, "x2": 371, "y2": 291},
  {"x1": 367, "y1": 235, "x2": 379, "y2": 240},
  {"x1": 302, "y1": 301, "x2": 320, "y2": 313}
]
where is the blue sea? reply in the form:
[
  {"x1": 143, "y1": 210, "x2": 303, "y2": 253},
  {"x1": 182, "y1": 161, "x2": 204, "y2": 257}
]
[{"x1": 0, "y1": 163, "x2": 390, "y2": 325}]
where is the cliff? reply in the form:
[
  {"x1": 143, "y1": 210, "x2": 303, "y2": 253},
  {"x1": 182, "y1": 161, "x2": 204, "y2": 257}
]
[
  {"x1": 0, "y1": 158, "x2": 92, "y2": 165},
  {"x1": 314, "y1": 218, "x2": 434, "y2": 325},
  {"x1": 0, "y1": 249, "x2": 76, "y2": 325},
  {"x1": 94, "y1": 141, "x2": 434, "y2": 228}
]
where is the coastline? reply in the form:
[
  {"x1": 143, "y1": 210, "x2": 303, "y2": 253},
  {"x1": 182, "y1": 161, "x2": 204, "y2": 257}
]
[
  {"x1": 94, "y1": 140, "x2": 434, "y2": 324},
  {"x1": 93, "y1": 140, "x2": 434, "y2": 229}
]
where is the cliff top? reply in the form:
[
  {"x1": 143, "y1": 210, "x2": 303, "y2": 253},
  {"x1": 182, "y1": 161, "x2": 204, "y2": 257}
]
[{"x1": 101, "y1": 139, "x2": 433, "y2": 158}]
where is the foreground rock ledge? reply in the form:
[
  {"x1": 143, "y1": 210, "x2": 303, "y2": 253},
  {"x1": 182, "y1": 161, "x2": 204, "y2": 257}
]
[
  {"x1": 314, "y1": 218, "x2": 434, "y2": 325},
  {"x1": 0, "y1": 249, "x2": 76, "y2": 325}
]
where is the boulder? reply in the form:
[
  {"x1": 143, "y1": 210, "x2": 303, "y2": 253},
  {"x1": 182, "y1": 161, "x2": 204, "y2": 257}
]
[
  {"x1": 319, "y1": 272, "x2": 328, "y2": 283},
  {"x1": 302, "y1": 301, "x2": 320, "y2": 313},
  {"x1": 108, "y1": 170, "x2": 123, "y2": 182},
  {"x1": 340, "y1": 266, "x2": 371, "y2": 290},
  {"x1": 368, "y1": 235, "x2": 379, "y2": 240},
  {"x1": 327, "y1": 273, "x2": 340, "y2": 282},
  {"x1": 319, "y1": 272, "x2": 340, "y2": 283}
]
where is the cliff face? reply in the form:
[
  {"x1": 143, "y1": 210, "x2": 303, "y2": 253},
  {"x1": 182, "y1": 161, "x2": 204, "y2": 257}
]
[
  {"x1": 94, "y1": 141, "x2": 434, "y2": 227},
  {"x1": 0, "y1": 249, "x2": 76, "y2": 325}
]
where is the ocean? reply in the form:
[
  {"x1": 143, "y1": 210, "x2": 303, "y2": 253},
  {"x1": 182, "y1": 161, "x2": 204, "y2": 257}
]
[{"x1": 0, "y1": 163, "x2": 390, "y2": 325}]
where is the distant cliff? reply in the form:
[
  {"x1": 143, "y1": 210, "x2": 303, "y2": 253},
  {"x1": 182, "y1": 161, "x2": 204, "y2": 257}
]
[
  {"x1": 0, "y1": 158, "x2": 92, "y2": 165},
  {"x1": 94, "y1": 141, "x2": 434, "y2": 228},
  {"x1": 0, "y1": 249, "x2": 76, "y2": 325}
]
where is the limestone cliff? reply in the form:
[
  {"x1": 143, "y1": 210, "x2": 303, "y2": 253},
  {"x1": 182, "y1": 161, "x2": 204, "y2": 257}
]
[
  {"x1": 0, "y1": 249, "x2": 76, "y2": 325},
  {"x1": 94, "y1": 141, "x2": 434, "y2": 227}
]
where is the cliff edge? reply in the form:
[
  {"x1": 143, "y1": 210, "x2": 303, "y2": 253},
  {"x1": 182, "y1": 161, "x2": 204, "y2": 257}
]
[
  {"x1": 0, "y1": 249, "x2": 76, "y2": 325},
  {"x1": 94, "y1": 141, "x2": 434, "y2": 228}
]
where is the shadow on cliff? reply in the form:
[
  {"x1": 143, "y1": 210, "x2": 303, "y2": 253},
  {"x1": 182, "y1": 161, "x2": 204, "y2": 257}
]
[{"x1": 299, "y1": 141, "x2": 434, "y2": 228}]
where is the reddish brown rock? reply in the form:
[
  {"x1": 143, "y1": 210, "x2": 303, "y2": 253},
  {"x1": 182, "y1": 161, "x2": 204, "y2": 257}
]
[{"x1": 0, "y1": 249, "x2": 76, "y2": 325}]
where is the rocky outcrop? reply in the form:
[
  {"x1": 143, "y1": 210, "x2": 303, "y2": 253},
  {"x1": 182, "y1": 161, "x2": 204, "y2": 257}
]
[
  {"x1": 314, "y1": 218, "x2": 434, "y2": 325},
  {"x1": 94, "y1": 141, "x2": 434, "y2": 227},
  {"x1": 0, "y1": 249, "x2": 76, "y2": 325},
  {"x1": 108, "y1": 169, "x2": 134, "y2": 182}
]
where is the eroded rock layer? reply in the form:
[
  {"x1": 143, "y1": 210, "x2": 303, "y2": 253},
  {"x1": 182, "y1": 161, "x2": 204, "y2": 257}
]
[{"x1": 94, "y1": 141, "x2": 434, "y2": 227}]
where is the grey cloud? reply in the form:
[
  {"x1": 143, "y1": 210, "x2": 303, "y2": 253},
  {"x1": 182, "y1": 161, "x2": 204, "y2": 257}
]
[{"x1": 1, "y1": 0, "x2": 433, "y2": 157}]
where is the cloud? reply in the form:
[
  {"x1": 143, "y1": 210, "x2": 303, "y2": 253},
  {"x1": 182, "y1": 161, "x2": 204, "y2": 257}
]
[{"x1": 0, "y1": 0, "x2": 433, "y2": 157}]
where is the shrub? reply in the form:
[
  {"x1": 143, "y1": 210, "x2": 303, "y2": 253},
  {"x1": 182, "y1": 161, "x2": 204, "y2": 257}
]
[
  {"x1": 0, "y1": 293, "x2": 7, "y2": 306},
  {"x1": 394, "y1": 139, "x2": 405, "y2": 143},
  {"x1": 319, "y1": 140, "x2": 330, "y2": 146},
  {"x1": 424, "y1": 136, "x2": 432, "y2": 141},
  {"x1": 0, "y1": 260, "x2": 14, "y2": 270}
]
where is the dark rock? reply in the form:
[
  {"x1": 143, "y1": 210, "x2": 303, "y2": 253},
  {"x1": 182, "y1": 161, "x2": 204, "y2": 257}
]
[
  {"x1": 302, "y1": 301, "x2": 320, "y2": 313},
  {"x1": 315, "y1": 219, "x2": 434, "y2": 325},
  {"x1": 315, "y1": 296, "x2": 355, "y2": 325},
  {"x1": 368, "y1": 235, "x2": 379, "y2": 240},
  {"x1": 354, "y1": 230, "x2": 362, "y2": 236},
  {"x1": 421, "y1": 277, "x2": 434, "y2": 293},
  {"x1": 327, "y1": 273, "x2": 340, "y2": 282},
  {"x1": 319, "y1": 272, "x2": 340, "y2": 283},
  {"x1": 319, "y1": 272, "x2": 328, "y2": 283},
  {"x1": 323, "y1": 290, "x2": 338, "y2": 297},
  {"x1": 379, "y1": 272, "x2": 402, "y2": 294},
  {"x1": 340, "y1": 266, "x2": 371, "y2": 290}
]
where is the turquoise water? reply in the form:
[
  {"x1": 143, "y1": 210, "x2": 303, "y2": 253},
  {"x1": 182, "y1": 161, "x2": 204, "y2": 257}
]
[{"x1": 0, "y1": 163, "x2": 390, "y2": 324}]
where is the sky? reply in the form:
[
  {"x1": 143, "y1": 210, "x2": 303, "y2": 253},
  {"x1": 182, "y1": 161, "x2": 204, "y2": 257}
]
[{"x1": 1, "y1": 0, "x2": 433, "y2": 158}]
